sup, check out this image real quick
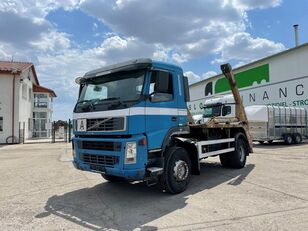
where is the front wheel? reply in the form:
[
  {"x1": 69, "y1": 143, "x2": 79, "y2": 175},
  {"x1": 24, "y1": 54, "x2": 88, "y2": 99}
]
[{"x1": 159, "y1": 147, "x2": 191, "y2": 194}]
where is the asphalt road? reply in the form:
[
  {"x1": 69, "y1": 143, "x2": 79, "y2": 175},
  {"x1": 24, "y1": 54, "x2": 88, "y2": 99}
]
[{"x1": 0, "y1": 141, "x2": 307, "y2": 230}]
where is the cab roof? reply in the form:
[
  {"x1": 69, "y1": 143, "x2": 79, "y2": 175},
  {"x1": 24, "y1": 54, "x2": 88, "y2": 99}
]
[{"x1": 83, "y1": 59, "x2": 183, "y2": 79}]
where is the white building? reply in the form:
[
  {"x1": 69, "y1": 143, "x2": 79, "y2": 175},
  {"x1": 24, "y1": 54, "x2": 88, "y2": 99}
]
[
  {"x1": 0, "y1": 61, "x2": 56, "y2": 144},
  {"x1": 188, "y1": 43, "x2": 308, "y2": 115}
]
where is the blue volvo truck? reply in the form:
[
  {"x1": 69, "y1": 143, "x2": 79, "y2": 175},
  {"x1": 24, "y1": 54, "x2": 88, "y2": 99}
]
[{"x1": 72, "y1": 59, "x2": 253, "y2": 194}]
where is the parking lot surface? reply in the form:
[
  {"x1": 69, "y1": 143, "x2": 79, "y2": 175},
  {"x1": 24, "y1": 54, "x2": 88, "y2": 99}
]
[{"x1": 0, "y1": 141, "x2": 307, "y2": 230}]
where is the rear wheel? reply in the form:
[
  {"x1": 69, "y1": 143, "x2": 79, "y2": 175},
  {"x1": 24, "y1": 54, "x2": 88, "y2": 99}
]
[
  {"x1": 293, "y1": 133, "x2": 302, "y2": 144},
  {"x1": 268, "y1": 140, "x2": 273, "y2": 144},
  {"x1": 159, "y1": 147, "x2": 191, "y2": 194},
  {"x1": 258, "y1": 141, "x2": 264, "y2": 144},
  {"x1": 101, "y1": 174, "x2": 124, "y2": 182},
  {"x1": 284, "y1": 134, "x2": 293, "y2": 145},
  {"x1": 220, "y1": 134, "x2": 247, "y2": 169}
]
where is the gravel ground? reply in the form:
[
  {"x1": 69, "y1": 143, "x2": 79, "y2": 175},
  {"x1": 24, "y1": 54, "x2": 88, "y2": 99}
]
[{"x1": 0, "y1": 141, "x2": 307, "y2": 230}]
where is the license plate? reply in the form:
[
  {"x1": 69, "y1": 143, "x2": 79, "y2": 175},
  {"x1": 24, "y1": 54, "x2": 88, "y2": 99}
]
[{"x1": 77, "y1": 119, "x2": 87, "y2": 132}]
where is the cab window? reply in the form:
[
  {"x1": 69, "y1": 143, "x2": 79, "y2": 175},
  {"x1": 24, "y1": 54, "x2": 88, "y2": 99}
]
[{"x1": 149, "y1": 71, "x2": 173, "y2": 102}]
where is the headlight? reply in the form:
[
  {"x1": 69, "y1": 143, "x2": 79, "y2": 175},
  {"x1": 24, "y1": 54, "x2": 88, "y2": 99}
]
[{"x1": 125, "y1": 142, "x2": 137, "y2": 164}]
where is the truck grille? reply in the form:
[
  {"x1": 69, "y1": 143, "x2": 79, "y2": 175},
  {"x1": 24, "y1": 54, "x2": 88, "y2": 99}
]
[
  {"x1": 79, "y1": 141, "x2": 121, "y2": 151},
  {"x1": 80, "y1": 154, "x2": 119, "y2": 167},
  {"x1": 87, "y1": 117, "x2": 125, "y2": 132}
]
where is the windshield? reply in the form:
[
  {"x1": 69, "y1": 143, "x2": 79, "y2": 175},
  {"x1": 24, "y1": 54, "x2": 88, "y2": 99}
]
[
  {"x1": 203, "y1": 105, "x2": 221, "y2": 118},
  {"x1": 75, "y1": 70, "x2": 145, "y2": 112}
]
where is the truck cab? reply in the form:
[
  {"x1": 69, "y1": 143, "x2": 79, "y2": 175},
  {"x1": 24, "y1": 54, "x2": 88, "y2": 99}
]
[
  {"x1": 72, "y1": 59, "x2": 190, "y2": 182},
  {"x1": 194, "y1": 95, "x2": 235, "y2": 124},
  {"x1": 72, "y1": 60, "x2": 252, "y2": 194}
]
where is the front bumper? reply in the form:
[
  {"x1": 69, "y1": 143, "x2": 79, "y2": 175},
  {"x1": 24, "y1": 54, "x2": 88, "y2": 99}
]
[{"x1": 72, "y1": 134, "x2": 147, "y2": 180}]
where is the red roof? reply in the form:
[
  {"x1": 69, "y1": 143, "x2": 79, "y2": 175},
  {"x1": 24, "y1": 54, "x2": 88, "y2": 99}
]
[
  {"x1": 33, "y1": 84, "x2": 57, "y2": 97},
  {"x1": 0, "y1": 61, "x2": 39, "y2": 85}
]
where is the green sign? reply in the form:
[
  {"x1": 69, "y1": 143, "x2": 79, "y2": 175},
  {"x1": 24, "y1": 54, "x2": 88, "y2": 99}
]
[{"x1": 215, "y1": 64, "x2": 269, "y2": 94}]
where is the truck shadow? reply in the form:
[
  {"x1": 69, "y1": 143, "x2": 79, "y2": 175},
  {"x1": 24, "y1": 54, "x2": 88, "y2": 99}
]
[{"x1": 36, "y1": 162, "x2": 255, "y2": 231}]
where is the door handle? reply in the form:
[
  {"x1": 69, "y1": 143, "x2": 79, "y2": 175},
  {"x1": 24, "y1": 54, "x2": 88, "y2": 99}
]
[{"x1": 171, "y1": 116, "x2": 177, "y2": 122}]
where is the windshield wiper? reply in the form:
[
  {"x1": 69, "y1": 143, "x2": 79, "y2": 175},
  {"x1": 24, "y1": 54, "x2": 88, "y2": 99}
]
[
  {"x1": 98, "y1": 97, "x2": 120, "y2": 102},
  {"x1": 77, "y1": 99, "x2": 90, "y2": 104},
  {"x1": 93, "y1": 97, "x2": 121, "y2": 106},
  {"x1": 107, "y1": 100, "x2": 127, "y2": 110}
]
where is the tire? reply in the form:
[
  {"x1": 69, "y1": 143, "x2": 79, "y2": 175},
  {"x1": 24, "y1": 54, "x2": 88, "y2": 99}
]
[
  {"x1": 220, "y1": 133, "x2": 247, "y2": 169},
  {"x1": 6, "y1": 136, "x2": 18, "y2": 144},
  {"x1": 101, "y1": 174, "x2": 124, "y2": 182},
  {"x1": 219, "y1": 152, "x2": 232, "y2": 168},
  {"x1": 268, "y1": 140, "x2": 273, "y2": 144},
  {"x1": 284, "y1": 134, "x2": 293, "y2": 145},
  {"x1": 258, "y1": 141, "x2": 264, "y2": 144},
  {"x1": 292, "y1": 133, "x2": 302, "y2": 144},
  {"x1": 159, "y1": 147, "x2": 191, "y2": 194}
]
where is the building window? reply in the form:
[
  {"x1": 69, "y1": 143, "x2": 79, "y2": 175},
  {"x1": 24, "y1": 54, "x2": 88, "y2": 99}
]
[
  {"x1": 28, "y1": 88, "x2": 32, "y2": 102},
  {"x1": 0, "y1": 117, "x2": 3, "y2": 132},
  {"x1": 22, "y1": 83, "x2": 27, "y2": 100},
  {"x1": 33, "y1": 112, "x2": 48, "y2": 138},
  {"x1": 33, "y1": 112, "x2": 47, "y2": 119},
  {"x1": 34, "y1": 93, "x2": 48, "y2": 108}
]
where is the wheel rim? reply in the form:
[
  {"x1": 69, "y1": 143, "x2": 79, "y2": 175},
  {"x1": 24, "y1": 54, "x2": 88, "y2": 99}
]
[
  {"x1": 173, "y1": 160, "x2": 189, "y2": 182},
  {"x1": 287, "y1": 136, "x2": 292, "y2": 143},
  {"x1": 239, "y1": 145, "x2": 245, "y2": 162}
]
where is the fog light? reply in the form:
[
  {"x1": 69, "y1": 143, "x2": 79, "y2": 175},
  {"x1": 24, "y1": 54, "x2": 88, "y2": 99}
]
[{"x1": 125, "y1": 142, "x2": 137, "y2": 164}]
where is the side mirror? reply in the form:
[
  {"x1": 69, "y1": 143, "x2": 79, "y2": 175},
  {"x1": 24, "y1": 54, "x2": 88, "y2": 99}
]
[
  {"x1": 222, "y1": 106, "x2": 231, "y2": 116},
  {"x1": 183, "y1": 76, "x2": 190, "y2": 102},
  {"x1": 155, "y1": 71, "x2": 169, "y2": 93},
  {"x1": 75, "y1": 77, "x2": 85, "y2": 84}
]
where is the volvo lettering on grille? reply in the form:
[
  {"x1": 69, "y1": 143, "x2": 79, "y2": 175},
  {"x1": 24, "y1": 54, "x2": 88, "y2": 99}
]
[{"x1": 86, "y1": 117, "x2": 125, "y2": 132}]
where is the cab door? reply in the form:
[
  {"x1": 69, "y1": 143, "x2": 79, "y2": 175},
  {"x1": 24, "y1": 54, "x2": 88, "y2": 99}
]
[{"x1": 145, "y1": 70, "x2": 179, "y2": 150}]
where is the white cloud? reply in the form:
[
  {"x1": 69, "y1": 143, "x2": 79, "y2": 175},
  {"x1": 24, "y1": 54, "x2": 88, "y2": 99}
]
[
  {"x1": 89, "y1": 35, "x2": 155, "y2": 63},
  {"x1": 233, "y1": 0, "x2": 282, "y2": 10},
  {"x1": 184, "y1": 71, "x2": 201, "y2": 84},
  {"x1": 0, "y1": 0, "x2": 80, "y2": 19},
  {"x1": 172, "y1": 53, "x2": 189, "y2": 63},
  {"x1": 81, "y1": 0, "x2": 243, "y2": 45},
  {"x1": 80, "y1": 0, "x2": 284, "y2": 63},
  {"x1": 212, "y1": 32, "x2": 285, "y2": 64},
  {"x1": 30, "y1": 31, "x2": 71, "y2": 52},
  {"x1": 0, "y1": 0, "x2": 287, "y2": 120},
  {"x1": 202, "y1": 71, "x2": 217, "y2": 79},
  {"x1": 184, "y1": 70, "x2": 217, "y2": 84},
  {"x1": 152, "y1": 47, "x2": 169, "y2": 61}
]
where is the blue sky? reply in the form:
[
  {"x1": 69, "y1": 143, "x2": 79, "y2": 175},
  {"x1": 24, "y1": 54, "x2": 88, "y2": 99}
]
[{"x1": 0, "y1": 0, "x2": 307, "y2": 120}]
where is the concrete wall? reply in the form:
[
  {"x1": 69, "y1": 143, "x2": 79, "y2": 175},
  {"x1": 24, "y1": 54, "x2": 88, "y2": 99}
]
[
  {"x1": 18, "y1": 71, "x2": 33, "y2": 140},
  {"x1": 0, "y1": 68, "x2": 39, "y2": 143},
  {"x1": 0, "y1": 74, "x2": 20, "y2": 143}
]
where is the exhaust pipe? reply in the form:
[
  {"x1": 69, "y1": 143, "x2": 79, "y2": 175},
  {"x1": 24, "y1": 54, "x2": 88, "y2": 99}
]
[{"x1": 293, "y1": 24, "x2": 299, "y2": 47}]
